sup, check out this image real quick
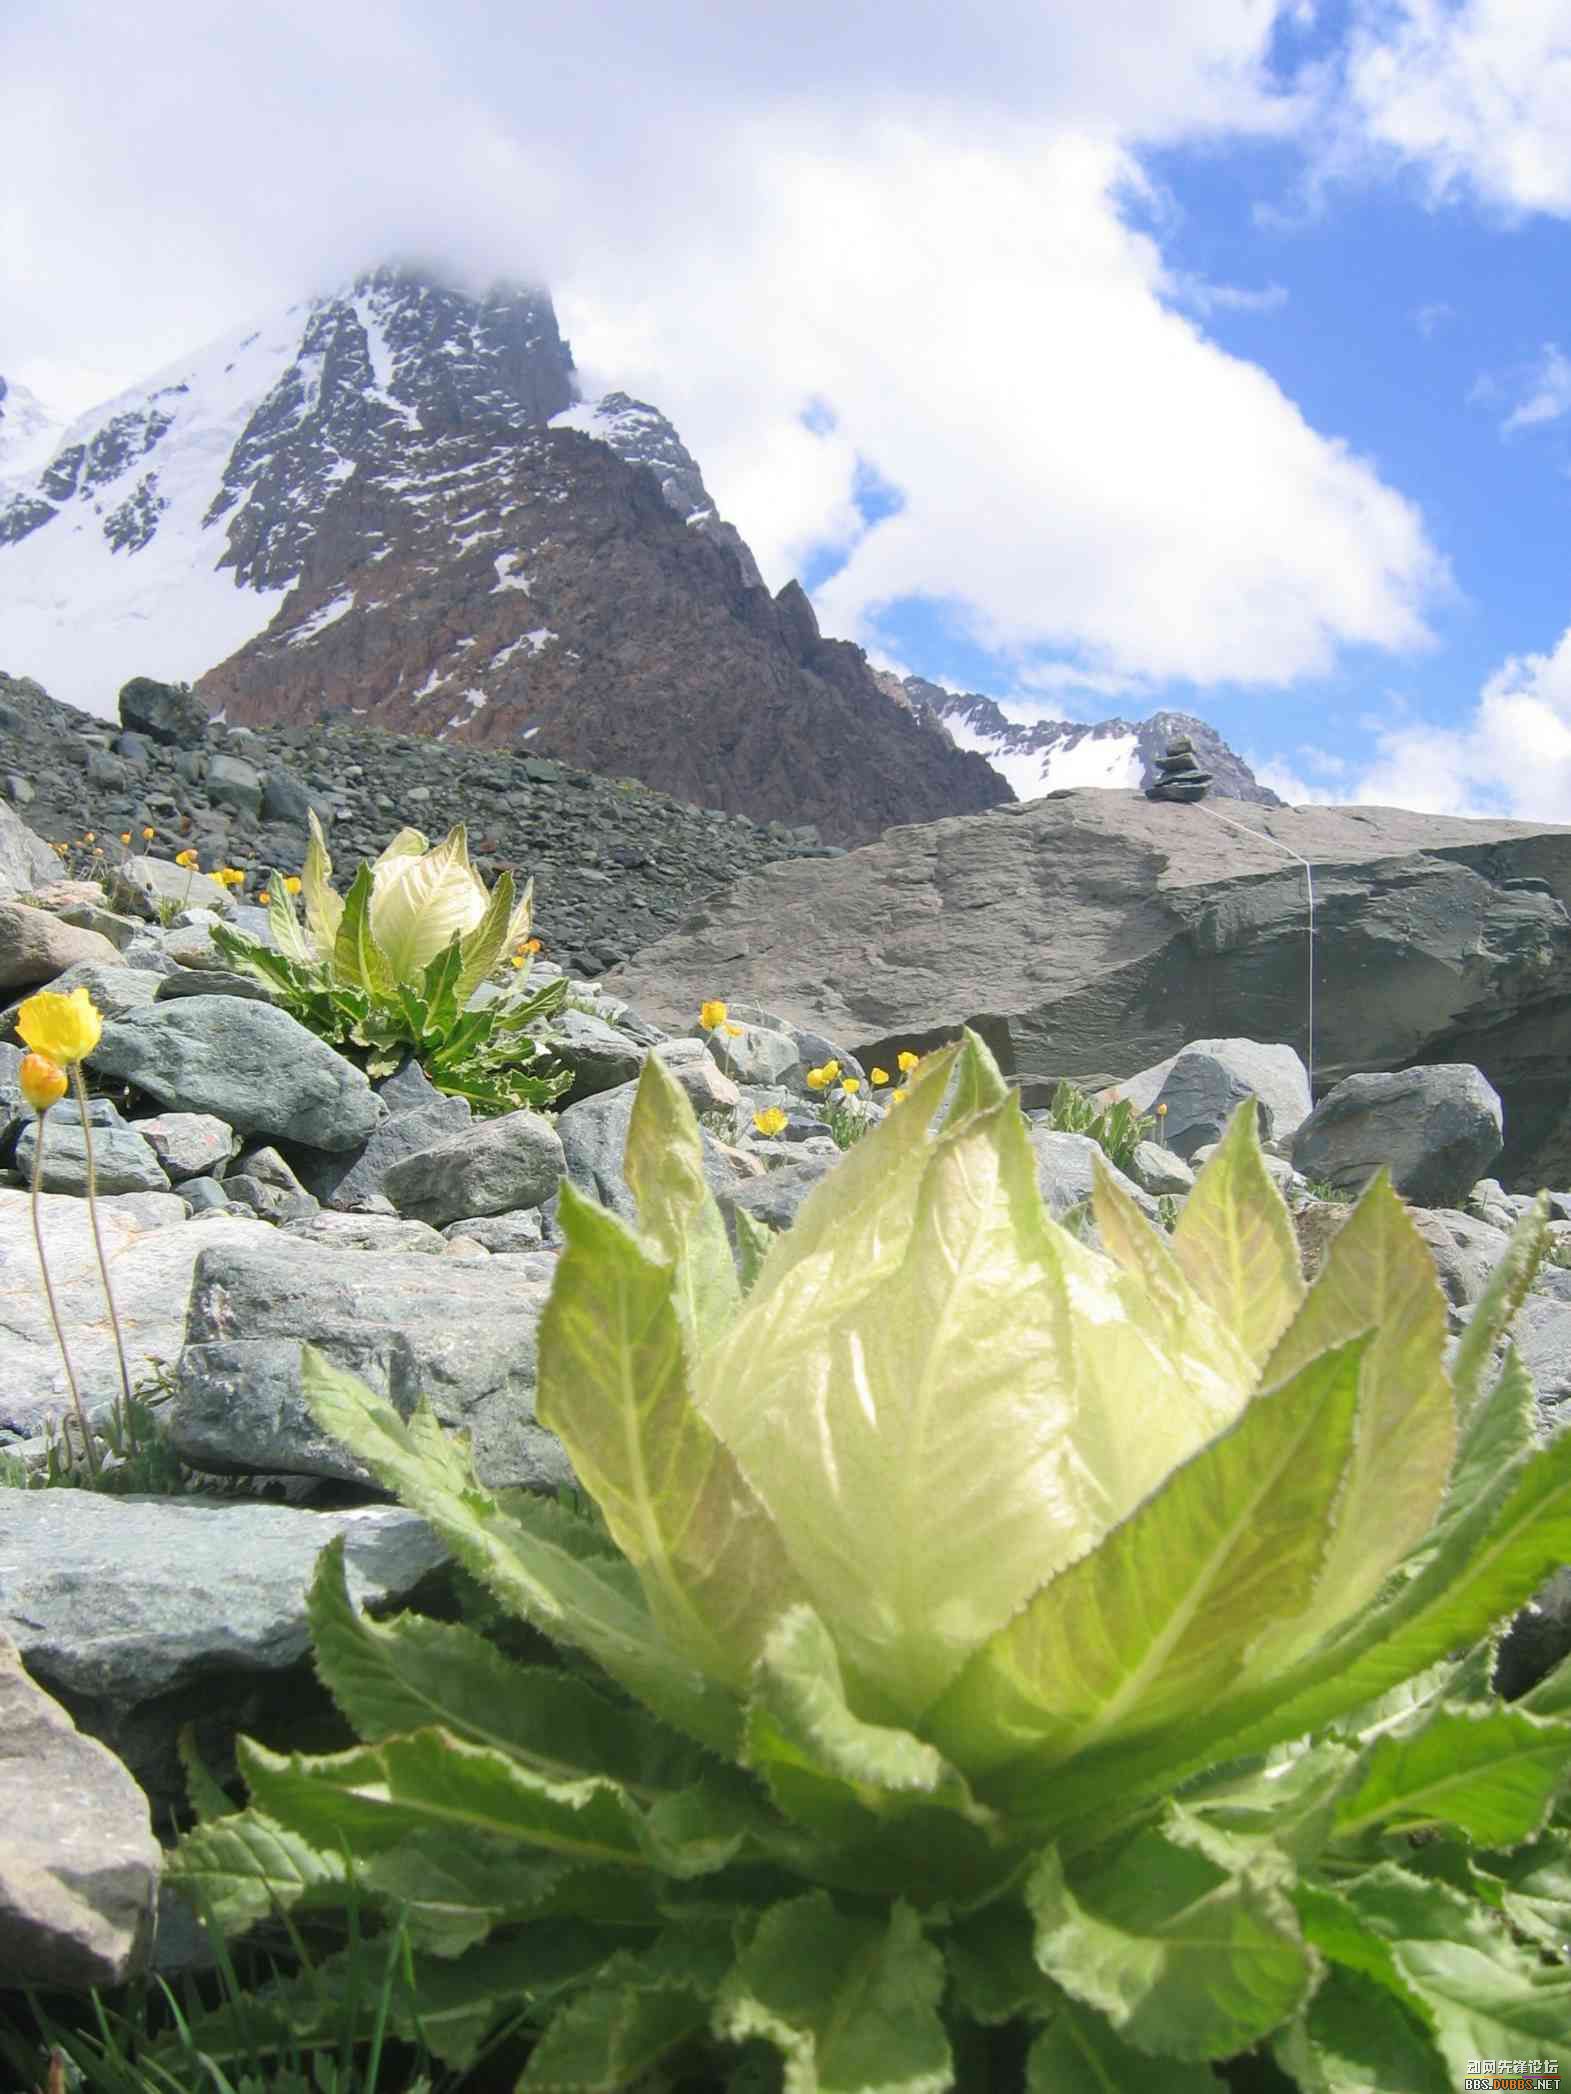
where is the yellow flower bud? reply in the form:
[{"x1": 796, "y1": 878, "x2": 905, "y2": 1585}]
[
  {"x1": 17, "y1": 986, "x2": 103, "y2": 1068},
  {"x1": 119, "y1": 832, "x2": 131, "y2": 845},
  {"x1": 18, "y1": 1052, "x2": 68, "y2": 1112},
  {"x1": 699, "y1": 1000, "x2": 728, "y2": 1031},
  {"x1": 284, "y1": 875, "x2": 302, "y2": 895},
  {"x1": 257, "y1": 889, "x2": 271, "y2": 906},
  {"x1": 141, "y1": 826, "x2": 155, "y2": 840}
]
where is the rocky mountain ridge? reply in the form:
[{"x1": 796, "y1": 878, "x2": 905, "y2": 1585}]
[
  {"x1": 0, "y1": 267, "x2": 1009, "y2": 846},
  {"x1": 884, "y1": 674, "x2": 1279, "y2": 805}
]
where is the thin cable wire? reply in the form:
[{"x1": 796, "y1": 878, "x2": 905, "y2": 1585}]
[{"x1": 1192, "y1": 803, "x2": 1316, "y2": 1089}]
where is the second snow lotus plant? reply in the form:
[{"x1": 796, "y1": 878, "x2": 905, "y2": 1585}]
[
  {"x1": 210, "y1": 812, "x2": 571, "y2": 1113},
  {"x1": 166, "y1": 1032, "x2": 1571, "y2": 2089}
]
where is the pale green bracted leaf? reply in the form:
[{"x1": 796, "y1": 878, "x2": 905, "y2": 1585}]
[
  {"x1": 923, "y1": 1338, "x2": 1364, "y2": 1787},
  {"x1": 1169, "y1": 1099, "x2": 1304, "y2": 1371},
  {"x1": 263, "y1": 869, "x2": 316, "y2": 967},
  {"x1": 1253, "y1": 1174, "x2": 1454, "y2": 1664},
  {"x1": 301, "y1": 806, "x2": 343, "y2": 957},
  {"x1": 1480, "y1": 1827, "x2": 1571, "y2": 1949},
  {"x1": 1444, "y1": 1344, "x2": 1537, "y2": 1536},
  {"x1": 239, "y1": 1727, "x2": 749, "y2": 1882},
  {"x1": 304, "y1": 1532, "x2": 703, "y2": 1797},
  {"x1": 623, "y1": 1048, "x2": 740, "y2": 1350},
  {"x1": 1451, "y1": 1192, "x2": 1551, "y2": 1423},
  {"x1": 1027, "y1": 1998, "x2": 1226, "y2": 2092},
  {"x1": 299, "y1": 1347, "x2": 743, "y2": 1756},
  {"x1": 1024, "y1": 1824, "x2": 1316, "y2": 2062},
  {"x1": 1271, "y1": 1967, "x2": 1449, "y2": 2094},
  {"x1": 1340, "y1": 1860, "x2": 1571, "y2": 2075},
  {"x1": 1003, "y1": 1407, "x2": 1571, "y2": 1846},
  {"x1": 739, "y1": 1602, "x2": 1024, "y2": 1909},
  {"x1": 452, "y1": 865, "x2": 519, "y2": 1005},
  {"x1": 710, "y1": 1035, "x2": 968, "y2": 1341},
  {"x1": 712, "y1": 1892, "x2": 953, "y2": 2094},
  {"x1": 518, "y1": 1982, "x2": 713, "y2": 2091},
  {"x1": 1331, "y1": 1701, "x2": 1571, "y2": 1849},
  {"x1": 537, "y1": 1182, "x2": 806, "y2": 1693},
  {"x1": 165, "y1": 1805, "x2": 350, "y2": 1937},
  {"x1": 698, "y1": 1079, "x2": 1104, "y2": 1725},
  {"x1": 733, "y1": 1206, "x2": 776, "y2": 1294},
  {"x1": 331, "y1": 861, "x2": 396, "y2": 997}
]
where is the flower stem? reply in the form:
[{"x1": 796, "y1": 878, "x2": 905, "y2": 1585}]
[
  {"x1": 28, "y1": 1104, "x2": 98, "y2": 1479},
  {"x1": 72, "y1": 1067, "x2": 138, "y2": 1455}
]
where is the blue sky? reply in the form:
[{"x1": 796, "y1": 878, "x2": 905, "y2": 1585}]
[{"x1": 2, "y1": 0, "x2": 1570, "y2": 817}]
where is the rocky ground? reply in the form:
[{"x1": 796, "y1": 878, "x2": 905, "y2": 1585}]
[{"x1": 0, "y1": 670, "x2": 840, "y2": 980}]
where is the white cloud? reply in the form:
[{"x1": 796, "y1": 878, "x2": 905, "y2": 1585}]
[
  {"x1": 1345, "y1": 0, "x2": 1571, "y2": 217},
  {"x1": 0, "y1": 0, "x2": 1448, "y2": 702},
  {"x1": 1502, "y1": 344, "x2": 1571, "y2": 433},
  {"x1": 1349, "y1": 623, "x2": 1571, "y2": 820}
]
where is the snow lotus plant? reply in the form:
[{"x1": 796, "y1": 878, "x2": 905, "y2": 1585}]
[
  {"x1": 209, "y1": 811, "x2": 570, "y2": 1113},
  {"x1": 166, "y1": 1033, "x2": 1571, "y2": 2090}
]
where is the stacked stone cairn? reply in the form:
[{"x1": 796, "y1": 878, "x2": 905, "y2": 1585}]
[
  {"x1": 1145, "y1": 733, "x2": 1214, "y2": 802},
  {"x1": 1, "y1": 806, "x2": 1569, "y2": 2009}
]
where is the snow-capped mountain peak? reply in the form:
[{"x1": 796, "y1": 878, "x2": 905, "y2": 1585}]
[{"x1": 0, "y1": 376, "x2": 66, "y2": 481}]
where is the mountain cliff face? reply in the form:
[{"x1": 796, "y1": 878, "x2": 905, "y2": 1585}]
[
  {"x1": 0, "y1": 267, "x2": 1010, "y2": 845},
  {"x1": 885, "y1": 675, "x2": 1281, "y2": 805}
]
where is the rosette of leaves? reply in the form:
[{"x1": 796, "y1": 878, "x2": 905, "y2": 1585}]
[
  {"x1": 1038, "y1": 1075, "x2": 1152, "y2": 1171},
  {"x1": 209, "y1": 813, "x2": 570, "y2": 1115},
  {"x1": 165, "y1": 1035, "x2": 1571, "y2": 2091}
]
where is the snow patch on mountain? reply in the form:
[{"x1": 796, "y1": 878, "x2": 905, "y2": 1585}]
[{"x1": 0, "y1": 377, "x2": 65, "y2": 480}]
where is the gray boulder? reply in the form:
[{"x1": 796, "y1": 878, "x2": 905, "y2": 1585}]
[
  {"x1": 87, "y1": 997, "x2": 385, "y2": 1151},
  {"x1": 117, "y1": 675, "x2": 209, "y2": 746},
  {"x1": 1106, "y1": 1039, "x2": 1313, "y2": 1157},
  {"x1": 0, "y1": 1492, "x2": 448, "y2": 1822},
  {"x1": 381, "y1": 1110, "x2": 565, "y2": 1227},
  {"x1": 599, "y1": 795, "x2": 1571, "y2": 1190},
  {"x1": 131, "y1": 1112, "x2": 238, "y2": 1180},
  {"x1": 0, "y1": 1189, "x2": 274, "y2": 1440},
  {"x1": 204, "y1": 752, "x2": 263, "y2": 818},
  {"x1": 171, "y1": 1234, "x2": 576, "y2": 1491},
  {"x1": 1027, "y1": 1129, "x2": 1159, "y2": 1222},
  {"x1": 1292, "y1": 1065, "x2": 1503, "y2": 1207},
  {"x1": 0, "y1": 901, "x2": 124, "y2": 989},
  {"x1": 111, "y1": 854, "x2": 232, "y2": 921},
  {"x1": 0, "y1": 801, "x2": 69, "y2": 900},
  {"x1": 14, "y1": 1118, "x2": 171, "y2": 1196},
  {"x1": 0, "y1": 1625, "x2": 160, "y2": 1988},
  {"x1": 550, "y1": 1007, "x2": 646, "y2": 1102}
]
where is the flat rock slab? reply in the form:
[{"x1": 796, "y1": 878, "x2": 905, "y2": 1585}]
[
  {"x1": 600, "y1": 793, "x2": 1571, "y2": 1188},
  {"x1": 0, "y1": 1492, "x2": 449, "y2": 1704},
  {"x1": 0, "y1": 1625, "x2": 160, "y2": 1989},
  {"x1": 0, "y1": 1193, "x2": 275, "y2": 1440},
  {"x1": 171, "y1": 1233, "x2": 577, "y2": 1490}
]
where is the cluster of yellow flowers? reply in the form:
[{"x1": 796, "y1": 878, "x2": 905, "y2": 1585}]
[
  {"x1": 697, "y1": 1003, "x2": 922, "y2": 1138},
  {"x1": 509, "y1": 936, "x2": 544, "y2": 970}
]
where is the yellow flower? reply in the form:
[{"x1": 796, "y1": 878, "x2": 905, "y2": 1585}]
[
  {"x1": 870, "y1": 1067, "x2": 889, "y2": 1086},
  {"x1": 722, "y1": 1022, "x2": 744, "y2": 1038},
  {"x1": 840, "y1": 1077, "x2": 861, "y2": 1095},
  {"x1": 119, "y1": 832, "x2": 131, "y2": 845},
  {"x1": 141, "y1": 825, "x2": 155, "y2": 840},
  {"x1": 1157, "y1": 1102, "x2": 1168, "y2": 1117},
  {"x1": 284, "y1": 876, "x2": 302, "y2": 895},
  {"x1": 805, "y1": 1059, "x2": 842, "y2": 1091},
  {"x1": 891, "y1": 1086, "x2": 908, "y2": 1104},
  {"x1": 175, "y1": 849, "x2": 199, "y2": 870},
  {"x1": 753, "y1": 1106, "x2": 788, "y2": 1138},
  {"x1": 17, "y1": 986, "x2": 103, "y2": 1067},
  {"x1": 18, "y1": 1052, "x2": 67, "y2": 1112},
  {"x1": 256, "y1": 889, "x2": 271, "y2": 906},
  {"x1": 699, "y1": 1000, "x2": 728, "y2": 1031},
  {"x1": 896, "y1": 1050, "x2": 919, "y2": 1073},
  {"x1": 215, "y1": 866, "x2": 246, "y2": 889}
]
